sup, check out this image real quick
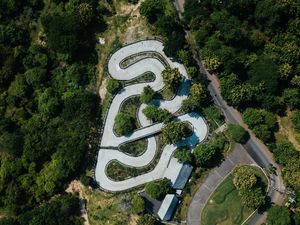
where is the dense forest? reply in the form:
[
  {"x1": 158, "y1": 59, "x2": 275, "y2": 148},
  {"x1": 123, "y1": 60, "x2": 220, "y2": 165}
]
[
  {"x1": 140, "y1": 0, "x2": 186, "y2": 56},
  {"x1": 0, "y1": 0, "x2": 107, "y2": 224},
  {"x1": 184, "y1": 0, "x2": 300, "y2": 218}
]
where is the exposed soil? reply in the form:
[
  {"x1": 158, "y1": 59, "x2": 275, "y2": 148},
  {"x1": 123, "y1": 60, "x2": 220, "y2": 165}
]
[
  {"x1": 276, "y1": 110, "x2": 300, "y2": 150},
  {"x1": 66, "y1": 180, "x2": 90, "y2": 225},
  {"x1": 99, "y1": 78, "x2": 108, "y2": 103},
  {"x1": 96, "y1": 0, "x2": 152, "y2": 95},
  {"x1": 128, "y1": 214, "x2": 139, "y2": 225}
]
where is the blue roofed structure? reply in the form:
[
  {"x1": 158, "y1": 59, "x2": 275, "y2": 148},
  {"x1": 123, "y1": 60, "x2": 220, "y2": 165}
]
[
  {"x1": 172, "y1": 163, "x2": 193, "y2": 189},
  {"x1": 157, "y1": 194, "x2": 179, "y2": 221}
]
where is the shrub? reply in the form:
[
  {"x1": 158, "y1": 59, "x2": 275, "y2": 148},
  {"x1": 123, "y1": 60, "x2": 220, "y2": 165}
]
[
  {"x1": 292, "y1": 110, "x2": 300, "y2": 132},
  {"x1": 80, "y1": 175, "x2": 91, "y2": 186},
  {"x1": 136, "y1": 214, "x2": 156, "y2": 225},
  {"x1": 131, "y1": 194, "x2": 145, "y2": 214}
]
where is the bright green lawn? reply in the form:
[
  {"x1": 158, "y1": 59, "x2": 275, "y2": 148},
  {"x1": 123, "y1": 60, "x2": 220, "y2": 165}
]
[{"x1": 201, "y1": 166, "x2": 267, "y2": 225}]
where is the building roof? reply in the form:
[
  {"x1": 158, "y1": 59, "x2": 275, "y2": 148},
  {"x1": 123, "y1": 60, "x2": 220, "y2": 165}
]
[
  {"x1": 157, "y1": 194, "x2": 179, "y2": 221},
  {"x1": 164, "y1": 157, "x2": 193, "y2": 190},
  {"x1": 172, "y1": 163, "x2": 193, "y2": 189}
]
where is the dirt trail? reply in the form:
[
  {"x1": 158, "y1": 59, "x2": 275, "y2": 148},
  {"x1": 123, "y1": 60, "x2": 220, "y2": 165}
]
[
  {"x1": 276, "y1": 111, "x2": 300, "y2": 150},
  {"x1": 66, "y1": 180, "x2": 90, "y2": 225},
  {"x1": 97, "y1": 1, "x2": 151, "y2": 98},
  {"x1": 99, "y1": 78, "x2": 107, "y2": 103}
]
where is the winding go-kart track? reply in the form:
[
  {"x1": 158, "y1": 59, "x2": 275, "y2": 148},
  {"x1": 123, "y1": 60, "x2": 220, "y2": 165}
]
[{"x1": 95, "y1": 39, "x2": 208, "y2": 192}]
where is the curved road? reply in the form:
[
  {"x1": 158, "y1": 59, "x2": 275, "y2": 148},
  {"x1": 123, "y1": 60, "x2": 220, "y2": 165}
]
[
  {"x1": 200, "y1": 67, "x2": 285, "y2": 225},
  {"x1": 172, "y1": 0, "x2": 285, "y2": 223},
  {"x1": 95, "y1": 40, "x2": 208, "y2": 192}
]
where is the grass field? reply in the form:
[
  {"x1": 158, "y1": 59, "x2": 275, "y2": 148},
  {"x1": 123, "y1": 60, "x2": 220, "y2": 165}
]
[{"x1": 201, "y1": 166, "x2": 267, "y2": 225}]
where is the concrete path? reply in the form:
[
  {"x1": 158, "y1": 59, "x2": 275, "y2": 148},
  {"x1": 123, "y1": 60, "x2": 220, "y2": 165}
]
[
  {"x1": 187, "y1": 144, "x2": 256, "y2": 225},
  {"x1": 95, "y1": 40, "x2": 208, "y2": 192}
]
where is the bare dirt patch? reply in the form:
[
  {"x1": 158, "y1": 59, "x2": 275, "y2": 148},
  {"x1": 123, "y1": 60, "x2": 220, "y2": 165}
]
[
  {"x1": 66, "y1": 180, "x2": 90, "y2": 225},
  {"x1": 99, "y1": 78, "x2": 108, "y2": 103},
  {"x1": 96, "y1": 0, "x2": 152, "y2": 93},
  {"x1": 128, "y1": 214, "x2": 139, "y2": 225},
  {"x1": 276, "y1": 110, "x2": 300, "y2": 150}
]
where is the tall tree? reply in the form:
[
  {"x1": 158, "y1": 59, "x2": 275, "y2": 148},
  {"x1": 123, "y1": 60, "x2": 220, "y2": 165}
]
[
  {"x1": 162, "y1": 67, "x2": 182, "y2": 92},
  {"x1": 161, "y1": 121, "x2": 189, "y2": 144},
  {"x1": 267, "y1": 206, "x2": 292, "y2": 225}
]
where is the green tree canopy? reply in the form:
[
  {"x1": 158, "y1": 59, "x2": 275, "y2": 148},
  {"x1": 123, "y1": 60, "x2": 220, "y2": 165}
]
[
  {"x1": 272, "y1": 140, "x2": 298, "y2": 166},
  {"x1": 267, "y1": 206, "x2": 292, "y2": 225},
  {"x1": 114, "y1": 112, "x2": 135, "y2": 136},
  {"x1": 161, "y1": 121, "x2": 189, "y2": 144},
  {"x1": 243, "y1": 108, "x2": 276, "y2": 142},
  {"x1": 140, "y1": 0, "x2": 163, "y2": 23},
  {"x1": 140, "y1": 85, "x2": 155, "y2": 103},
  {"x1": 233, "y1": 166, "x2": 257, "y2": 190},
  {"x1": 282, "y1": 88, "x2": 300, "y2": 109},
  {"x1": 142, "y1": 105, "x2": 172, "y2": 123},
  {"x1": 193, "y1": 135, "x2": 226, "y2": 167},
  {"x1": 0, "y1": 0, "x2": 104, "y2": 222},
  {"x1": 283, "y1": 158, "x2": 300, "y2": 190},
  {"x1": 220, "y1": 73, "x2": 263, "y2": 107},
  {"x1": 162, "y1": 67, "x2": 182, "y2": 92},
  {"x1": 227, "y1": 123, "x2": 249, "y2": 143},
  {"x1": 174, "y1": 148, "x2": 193, "y2": 164},
  {"x1": 107, "y1": 79, "x2": 121, "y2": 94},
  {"x1": 18, "y1": 194, "x2": 82, "y2": 225},
  {"x1": 182, "y1": 83, "x2": 208, "y2": 112},
  {"x1": 239, "y1": 187, "x2": 265, "y2": 209},
  {"x1": 252, "y1": 124, "x2": 272, "y2": 143},
  {"x1": 193, "y1": 143, "x2": 217, "y2": 167},
  {"x1": 248, "y1": 56, "x2": 279, "y2": 94},
  {"x1": 144, "y1": 178, "x2": 171, "y2": 200},
  {"x1": 41, "y1": 12, "x2": 89, "y2": 59},
  {"x1": 0, "y1": 131, "x2": 22, "y2": 155},
  {"x1": 131, "y1": 194, "x2": 145, "y2": 214}
]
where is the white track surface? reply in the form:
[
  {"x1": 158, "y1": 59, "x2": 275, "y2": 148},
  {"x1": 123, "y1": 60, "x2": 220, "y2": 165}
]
[{"x1": 95, "y1": 40, "x2": 208, "y2": 192}]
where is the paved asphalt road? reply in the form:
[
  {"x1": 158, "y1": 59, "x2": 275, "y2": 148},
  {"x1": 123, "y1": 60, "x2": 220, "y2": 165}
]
[
  {"x1": 199, "y1": 62, "x2": 286, "y2": 225},
  {"x1": 172, "y1": 0, "x2": 286, "y2": 223},
  {"x1": 187, "y1": 144, "x2": 256, "y2": 225}
]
